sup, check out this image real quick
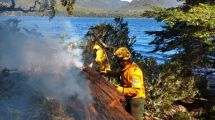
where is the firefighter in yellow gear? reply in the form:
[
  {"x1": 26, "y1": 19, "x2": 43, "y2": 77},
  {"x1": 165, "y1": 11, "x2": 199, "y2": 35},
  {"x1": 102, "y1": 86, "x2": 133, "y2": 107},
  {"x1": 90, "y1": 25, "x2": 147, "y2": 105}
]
[
  {"x1": 106, "y1": 47, "x2": 146, "y2": 120},
  {"x1": 92, "y1": 43, "x2": 111, "y2": 74}
]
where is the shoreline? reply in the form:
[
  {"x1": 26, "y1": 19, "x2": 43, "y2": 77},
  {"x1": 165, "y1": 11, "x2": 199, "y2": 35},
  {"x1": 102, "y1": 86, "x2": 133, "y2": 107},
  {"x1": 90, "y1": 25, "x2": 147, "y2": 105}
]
[{"x1": 0, "y1": 15, "x2": 150, "y2": 19}]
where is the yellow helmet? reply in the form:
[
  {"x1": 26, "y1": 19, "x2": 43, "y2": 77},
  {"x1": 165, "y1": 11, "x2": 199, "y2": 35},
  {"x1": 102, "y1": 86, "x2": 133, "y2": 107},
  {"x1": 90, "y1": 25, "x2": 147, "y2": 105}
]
[
  {"x1": 93, "y1": 43, "x2": 102, "y2": 50},
  {"x1": 114, "y1": 47, "x2": 131, "y2": 61}
]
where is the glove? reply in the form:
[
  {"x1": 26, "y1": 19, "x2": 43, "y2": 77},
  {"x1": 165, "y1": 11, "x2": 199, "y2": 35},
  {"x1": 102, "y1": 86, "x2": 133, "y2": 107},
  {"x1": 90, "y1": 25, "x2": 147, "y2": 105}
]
[
  {"x1": 115, "y1": 85, "x2": 124, "y2": 94},
  {"x1": 100, "y1": 69, "x2": 107, "y2": 75}
]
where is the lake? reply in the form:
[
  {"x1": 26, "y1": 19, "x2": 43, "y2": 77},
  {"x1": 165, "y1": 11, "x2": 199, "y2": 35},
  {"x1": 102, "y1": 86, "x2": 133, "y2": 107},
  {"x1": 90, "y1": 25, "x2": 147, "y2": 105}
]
[{"x1": 0, "y1": 16, "x2": 169, "y2": 63}]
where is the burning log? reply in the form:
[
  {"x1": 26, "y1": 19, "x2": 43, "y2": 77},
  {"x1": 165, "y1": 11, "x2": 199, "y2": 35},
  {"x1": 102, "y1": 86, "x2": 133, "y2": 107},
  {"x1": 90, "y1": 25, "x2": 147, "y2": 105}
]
[
  {"x1": 0, "y1": 67, "x2": 134, "y2": 120},
  {"x1": 68, "y1": 67, "x2": 135, "y2": 120}
]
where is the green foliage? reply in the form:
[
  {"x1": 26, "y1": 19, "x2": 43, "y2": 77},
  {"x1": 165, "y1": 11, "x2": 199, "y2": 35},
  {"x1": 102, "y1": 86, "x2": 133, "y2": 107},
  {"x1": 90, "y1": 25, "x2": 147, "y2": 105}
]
[
  {"x1": 172, "y1": 111, "x2": 191, "y2": 120},
  {"x1": 0, "y1": 70, "x2": 72, "y2": 119},
  {"x1": 61, "y1": 0, "x2": 75, "y2": 15},
  {"x1": 180, "y1": 0, "x2": 215, "y2": 5},
  {"x1": 141, "y1": 1, "x2": 215, "y2": 119},
  {"x1": 142, "y1": 3, "x2": 215, "y2": 73},
  {"x1": 209, "y1": 106, "x2": 215, "y2": 119},
  {"x1": 82, "y1": 16, "x2": 202, "y2": 119},
  {"x1": 140, "y1": 59, "x2": 199, "y2": 118},
  {"x1": 83, "y1": 17, "x2": 142, "y2": 66},
  {"x1": 211, "y1": 106, "x2": 215, "y2": 111},
  {"x1": 147, "y1": 4, "x2": 215, "y2": 38},
  {"x1": 0, "y1": 0, "x2": 75, "y2": 18},
  {"x1": 39, "y1": 0, "x2": 56, "y2": 19}
]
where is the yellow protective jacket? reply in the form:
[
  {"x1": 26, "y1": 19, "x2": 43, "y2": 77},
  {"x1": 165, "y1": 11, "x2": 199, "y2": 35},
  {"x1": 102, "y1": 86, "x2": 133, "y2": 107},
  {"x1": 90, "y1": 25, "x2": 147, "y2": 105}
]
[
  {"x1": 117, "y1": 62, "x2": 146, "y2": 99},
  {"x1": 93, "y1": 44, "x2": 111, "y2": 73},
  {"x1": 95, "y1": 47, "x2": 106, "y2": 65}
]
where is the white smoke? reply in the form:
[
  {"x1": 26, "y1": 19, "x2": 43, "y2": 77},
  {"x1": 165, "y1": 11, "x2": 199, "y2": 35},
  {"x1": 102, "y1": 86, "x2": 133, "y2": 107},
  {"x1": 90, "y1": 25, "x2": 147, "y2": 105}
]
[{"x1": 0, "y1": 18, "x2": 92, "y2": 104}]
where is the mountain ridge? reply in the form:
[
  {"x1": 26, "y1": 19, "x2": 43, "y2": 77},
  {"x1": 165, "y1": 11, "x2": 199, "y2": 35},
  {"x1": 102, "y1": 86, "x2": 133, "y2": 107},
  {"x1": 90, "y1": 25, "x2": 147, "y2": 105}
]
[
  {"x1": 73, "y1": 0, "x2": 182, "y2": 17},
  {"x1": 0, "y1": 0, "x2": 182, "y2": 17},
  {"x1": 75, "y1": 0, "x2": 129, "y2": 9}
]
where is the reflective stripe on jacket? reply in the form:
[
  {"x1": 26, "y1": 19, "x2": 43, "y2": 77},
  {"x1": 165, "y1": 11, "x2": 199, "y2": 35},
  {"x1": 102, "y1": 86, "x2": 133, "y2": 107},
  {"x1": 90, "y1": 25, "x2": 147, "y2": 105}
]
[{"x1": 118, "y1": 62, "x2": 146, "y2": 99}]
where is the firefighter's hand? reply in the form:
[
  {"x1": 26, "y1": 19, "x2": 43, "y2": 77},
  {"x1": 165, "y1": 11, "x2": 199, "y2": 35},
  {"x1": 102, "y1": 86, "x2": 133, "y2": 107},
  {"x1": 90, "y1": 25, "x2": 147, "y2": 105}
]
[
  {"x1": 100, "y1": 70, "x2": 107, "y2": 75},
  {"x1": 111, "y1": 82, "x2": 119, "y2": 88},
  {"x1": 113, "y1": 84, "x2": 123, "y2": 94},
  {"x1": 116, "y1": 86, "x2": 123, "y2": 93}
]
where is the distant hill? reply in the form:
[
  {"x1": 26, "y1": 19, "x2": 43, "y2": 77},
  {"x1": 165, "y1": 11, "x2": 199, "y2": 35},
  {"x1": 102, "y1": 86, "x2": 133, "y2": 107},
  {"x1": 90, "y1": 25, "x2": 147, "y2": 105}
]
[
  {"x1": 73, "y1": 0, "x2": 182, "y2": 17},
  {"x1": 0, "y1": 0, "x2": 182, "y2": 17},
  {"x1": 121, "y1": 0, "x2": 181, "y2": 9},
  {"x1": 72, "y1": 0, "x2": 129, "y2": 17},
  {"x1": 116, "y1": 0, "x2": 182, "y2": 17},
  {"x1": 75, "y1": 0, "x2": 129, "y2": 9}
]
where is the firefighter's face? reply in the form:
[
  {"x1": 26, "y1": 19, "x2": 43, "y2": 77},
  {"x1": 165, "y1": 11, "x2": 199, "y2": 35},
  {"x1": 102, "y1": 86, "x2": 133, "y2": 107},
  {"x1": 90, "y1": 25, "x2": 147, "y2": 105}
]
[{"x1": 113, "y1": 55, "x2": 124, "y2": 67}]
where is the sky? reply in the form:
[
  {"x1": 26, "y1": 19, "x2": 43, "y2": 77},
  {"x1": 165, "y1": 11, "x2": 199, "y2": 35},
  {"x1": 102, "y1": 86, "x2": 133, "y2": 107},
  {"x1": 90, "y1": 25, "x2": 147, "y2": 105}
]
[{"x1": 120, "y1": 0, "x2": 133, "y2": 2}]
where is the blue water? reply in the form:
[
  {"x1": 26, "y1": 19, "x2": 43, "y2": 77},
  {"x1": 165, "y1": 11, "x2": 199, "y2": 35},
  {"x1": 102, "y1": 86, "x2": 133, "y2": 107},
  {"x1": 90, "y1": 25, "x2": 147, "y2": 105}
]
[{"x1": 0, "y1": 16, "x2": 170, "y2": 62}]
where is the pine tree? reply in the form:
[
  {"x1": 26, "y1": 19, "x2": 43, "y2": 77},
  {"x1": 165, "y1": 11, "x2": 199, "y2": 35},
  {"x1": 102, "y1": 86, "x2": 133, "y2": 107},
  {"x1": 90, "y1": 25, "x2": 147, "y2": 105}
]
[
  {"x1": 141, "y1": 0, "x2": 215, "y2": 119},
  {"x1": 83, "y1": 17, "x2": 142, "y2": 66},
  {"x1": 142, "y1": 1, "x2": 215, "y2": 75}
]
